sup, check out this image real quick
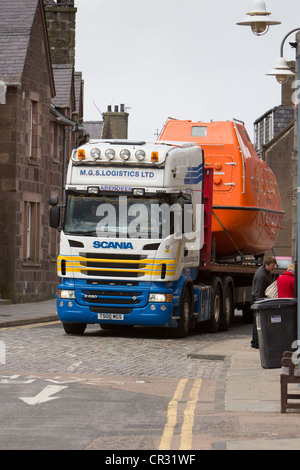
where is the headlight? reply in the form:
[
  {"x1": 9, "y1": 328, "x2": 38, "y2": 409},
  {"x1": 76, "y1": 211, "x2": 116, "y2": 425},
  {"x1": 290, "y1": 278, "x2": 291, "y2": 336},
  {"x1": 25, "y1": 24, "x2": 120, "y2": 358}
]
[
  {"x1": 58, "y1": 290, "x2": 75, "y2": 299},
  {"x1": 120, "y1": 149, "x2": 131, "y2": 160},
  {"x1": 135, "y1": 150, "x2": 146, "y2": 161},
  {"x1": 105, "y1": 148, "x2": 115, "y2": 160},
  {"x1": 149, "y1": 293, "x2": 172, "y2": 303},
  {"x1": 132, "y1": 188, "x2": 145, "y2": 196}
]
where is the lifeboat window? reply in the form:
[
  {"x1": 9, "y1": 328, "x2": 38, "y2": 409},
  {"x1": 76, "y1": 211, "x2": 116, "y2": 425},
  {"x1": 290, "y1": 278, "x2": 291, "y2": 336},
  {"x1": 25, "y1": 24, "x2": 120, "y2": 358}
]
[
  {"x1": 191, "y1": 126, "x2": 207, "y2": 137},
  {"x1": 244, "y1": 129, "x2": 251, "y2": 143}
]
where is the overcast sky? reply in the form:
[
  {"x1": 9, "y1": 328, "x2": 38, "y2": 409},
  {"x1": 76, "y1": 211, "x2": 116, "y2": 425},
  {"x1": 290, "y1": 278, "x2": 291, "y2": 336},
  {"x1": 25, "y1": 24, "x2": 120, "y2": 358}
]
[{"x1": 74, "y1": 0, "x2": 300, "y2": 142}]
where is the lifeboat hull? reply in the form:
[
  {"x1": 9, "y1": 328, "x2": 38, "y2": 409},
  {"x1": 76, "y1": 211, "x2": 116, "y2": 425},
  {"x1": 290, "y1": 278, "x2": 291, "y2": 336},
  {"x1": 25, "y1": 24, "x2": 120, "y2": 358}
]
[{"x1": 159, "y1": 119, "x2": 284, "y2": 257}]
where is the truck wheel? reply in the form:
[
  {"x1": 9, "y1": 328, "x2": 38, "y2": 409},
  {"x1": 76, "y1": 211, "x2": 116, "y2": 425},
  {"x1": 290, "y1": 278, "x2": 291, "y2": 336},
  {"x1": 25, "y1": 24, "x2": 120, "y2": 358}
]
[
  {"x1": 62, "y1": 322, "x2": 87, "y2": 335},
  {"x1": 220, "y1": 277, "x2": 233, "y2": 331},
  {"x1": 170, "y1": 288, "x2": 192, "y2": 338},
  {"x1": 99, "y1": 324, "x2": 117, "y2": 330},
  {"x1": 208, "y1": 278, "x2": 222, "y2": 333}
]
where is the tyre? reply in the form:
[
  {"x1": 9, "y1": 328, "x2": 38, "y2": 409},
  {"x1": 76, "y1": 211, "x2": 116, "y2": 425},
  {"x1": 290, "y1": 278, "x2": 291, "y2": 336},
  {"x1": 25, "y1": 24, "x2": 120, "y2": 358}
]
[
  {"x1": 62, "y1": 322, "x2": 87, "y2": 335},
  {"x1": 170, "y1": 288, "x2": 192, "y2": 338},
  {"x1": 99, "y1": 324, "x2": 117, "y2": 330},
  {"x1": 208, "y1": 277, "x2": 222, "y2": 333},
  {"x1": 220, "y1": 277, "x2": 234, "y2": 331}
]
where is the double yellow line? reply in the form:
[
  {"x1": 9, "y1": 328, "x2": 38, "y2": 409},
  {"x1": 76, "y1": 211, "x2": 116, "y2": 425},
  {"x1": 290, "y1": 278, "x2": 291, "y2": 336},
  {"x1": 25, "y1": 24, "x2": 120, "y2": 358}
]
[{"x1": 159, "y1": 378, "x2": 202, "y2": 450}]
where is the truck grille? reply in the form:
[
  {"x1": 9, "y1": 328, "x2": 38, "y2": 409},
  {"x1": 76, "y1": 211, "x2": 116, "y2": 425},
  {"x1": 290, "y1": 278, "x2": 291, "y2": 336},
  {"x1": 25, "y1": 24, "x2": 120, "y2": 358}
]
[
  {"x1": 80, "y1": 253, "x2": 148, "y2": 278},
  {"x1": 76, "y1": 284, "x2": 147, "y2": 309}
]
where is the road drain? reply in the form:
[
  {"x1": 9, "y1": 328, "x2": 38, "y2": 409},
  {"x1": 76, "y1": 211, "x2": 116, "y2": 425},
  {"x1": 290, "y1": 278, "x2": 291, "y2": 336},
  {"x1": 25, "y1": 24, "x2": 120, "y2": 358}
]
[{"x1": 187, "y1": 353, "x2": 226, "y2": 361}]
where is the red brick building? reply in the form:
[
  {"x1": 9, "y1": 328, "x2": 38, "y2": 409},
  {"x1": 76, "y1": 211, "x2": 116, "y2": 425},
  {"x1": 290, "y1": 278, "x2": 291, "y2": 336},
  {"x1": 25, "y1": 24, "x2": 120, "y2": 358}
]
[{"x1": 0, "y1": 0, "x2": 85, "y2": 302}]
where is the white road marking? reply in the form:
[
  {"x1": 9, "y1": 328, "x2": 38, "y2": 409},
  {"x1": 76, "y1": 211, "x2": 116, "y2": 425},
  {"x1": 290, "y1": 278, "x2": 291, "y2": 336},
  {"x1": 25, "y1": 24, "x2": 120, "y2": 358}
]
[
  {"x1": 0, "y1": 375, "x2": 36, "y2": 384},
  {"x1": 19, "y1": 385, "x2": 68, "y2": 406}
]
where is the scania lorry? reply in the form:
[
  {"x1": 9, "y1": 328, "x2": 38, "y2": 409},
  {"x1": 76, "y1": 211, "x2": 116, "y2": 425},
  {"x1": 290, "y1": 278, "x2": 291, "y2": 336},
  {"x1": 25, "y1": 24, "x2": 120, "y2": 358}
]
[{"x1": 49, "y1": 139, "x2": 282, "y2": 337}]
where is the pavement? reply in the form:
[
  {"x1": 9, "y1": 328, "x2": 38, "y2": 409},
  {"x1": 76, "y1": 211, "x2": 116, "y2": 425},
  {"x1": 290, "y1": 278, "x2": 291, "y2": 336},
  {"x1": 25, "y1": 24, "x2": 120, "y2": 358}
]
[
  {"x1": 0, "y1": 298, "x2": 58, "y2": 327},
  {"x1": 0, "y1": 299, "x2": 300, "y2": 450}
]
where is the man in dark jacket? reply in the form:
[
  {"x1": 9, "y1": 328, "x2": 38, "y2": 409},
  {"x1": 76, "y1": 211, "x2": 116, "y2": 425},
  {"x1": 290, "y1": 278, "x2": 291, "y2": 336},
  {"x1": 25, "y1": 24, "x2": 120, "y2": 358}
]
[{"x1": 250, "y1": 255, "x2": 276, "y2": 348}]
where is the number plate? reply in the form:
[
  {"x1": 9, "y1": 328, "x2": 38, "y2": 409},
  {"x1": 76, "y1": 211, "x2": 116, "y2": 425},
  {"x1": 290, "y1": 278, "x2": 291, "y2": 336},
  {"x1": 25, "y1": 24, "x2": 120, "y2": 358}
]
[{"x1": 97, "y1": 313, "x2": 124, "y2": 321}]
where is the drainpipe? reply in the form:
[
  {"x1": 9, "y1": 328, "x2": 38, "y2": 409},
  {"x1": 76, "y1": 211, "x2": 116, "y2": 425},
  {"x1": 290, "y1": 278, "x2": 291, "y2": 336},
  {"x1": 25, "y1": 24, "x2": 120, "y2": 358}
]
[{"x1": 50, "y1": 104, "x2": 88, "y2": 211}]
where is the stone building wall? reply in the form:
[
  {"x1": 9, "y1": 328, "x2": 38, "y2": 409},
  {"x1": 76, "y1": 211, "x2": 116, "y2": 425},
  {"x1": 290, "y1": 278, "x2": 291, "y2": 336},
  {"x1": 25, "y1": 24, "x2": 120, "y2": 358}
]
[
  {"x1": 0, "y1": 1, "x2": 62, "y2": 301},
  {"x1": 263, "y1": 124, "x2": 294, "y2": 257}
]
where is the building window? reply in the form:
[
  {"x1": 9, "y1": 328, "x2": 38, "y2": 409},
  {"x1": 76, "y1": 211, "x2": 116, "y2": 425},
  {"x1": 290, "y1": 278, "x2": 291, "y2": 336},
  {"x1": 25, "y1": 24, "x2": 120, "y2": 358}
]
[
  {"x1": 29, "y1": 100, "x2": 38, "y2": 159},
  {"x1": 24, "y1": 201, "x2": 40, "y2": 262},
  {"x1": 257, "y1": 122, "x2": 261, "y2": 150},
  {"x1": 268, "y1": 112, "x2": 274, "y2": 141},
  {"x1": 254, "y1": 124, "x2": 258, "y2": 150}
]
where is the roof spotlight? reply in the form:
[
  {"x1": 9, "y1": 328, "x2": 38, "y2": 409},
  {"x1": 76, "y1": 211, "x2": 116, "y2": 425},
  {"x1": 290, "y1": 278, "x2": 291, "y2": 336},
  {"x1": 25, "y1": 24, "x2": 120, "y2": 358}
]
[
  {"x1": 120, "y1": 149, "x2": 131, "y2": 160},
  {"x1": 105, "y1": 148, "x2": 116, "y2": 160}
]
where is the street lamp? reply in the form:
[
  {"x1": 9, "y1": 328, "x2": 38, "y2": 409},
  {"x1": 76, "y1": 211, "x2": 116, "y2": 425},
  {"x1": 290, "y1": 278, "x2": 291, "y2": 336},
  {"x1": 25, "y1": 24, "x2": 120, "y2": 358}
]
[
  {"x1": 237, "y1": 2, "x2": 300, "y2": 348},
  {"x1": 266, "y1": 28, "x2": 299, "y2": 84},
  {"x1": 236, "y1": 0, "x2": 281, "y2": 36},
  {"x1": 266, "y1": 56, "x2": 295, "y2": 84}
]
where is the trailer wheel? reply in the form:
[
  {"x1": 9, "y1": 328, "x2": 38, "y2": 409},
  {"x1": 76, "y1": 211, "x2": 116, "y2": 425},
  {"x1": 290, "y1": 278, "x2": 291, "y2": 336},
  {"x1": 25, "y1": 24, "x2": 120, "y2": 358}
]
[
  {"x1": 62, "y1": 322, "x2": 87, "y2": 335},
  {"x1": 208, "y1": 277, "x2": 222, "y2": 333},
  {"x1": 170, "y1": 288, "x2": 192, "y2": 338},
  {"x1": 220, "y1": 277, "x2": 234, "y2": 331}
]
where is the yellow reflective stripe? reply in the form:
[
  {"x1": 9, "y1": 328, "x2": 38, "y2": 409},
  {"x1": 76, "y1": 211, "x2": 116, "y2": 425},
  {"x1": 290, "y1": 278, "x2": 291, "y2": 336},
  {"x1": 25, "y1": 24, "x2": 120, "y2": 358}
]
[
  {"x1": 57, "y1": 255, "x2": 177, "y2": 276},
  {"x1": 57, "y1": 267, "x2": 176, "y2": 276},
  {"x1": 58, "y1": 267, "x2": 176, "y2": 274},
  {"x1": 57, "y1": 255, "x2": 175, "y2": 265}
]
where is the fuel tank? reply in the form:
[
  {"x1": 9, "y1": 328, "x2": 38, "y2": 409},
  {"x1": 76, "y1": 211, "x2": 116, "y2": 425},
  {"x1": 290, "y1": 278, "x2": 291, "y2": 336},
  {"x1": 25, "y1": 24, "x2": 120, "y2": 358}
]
[{"x1": 159, "y1": 118, "x2": 284, "y2": 257}]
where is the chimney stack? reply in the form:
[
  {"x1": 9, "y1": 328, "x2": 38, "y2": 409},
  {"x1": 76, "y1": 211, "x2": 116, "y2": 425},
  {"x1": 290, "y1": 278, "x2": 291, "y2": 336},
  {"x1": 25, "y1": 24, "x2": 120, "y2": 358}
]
[
  {"x1": 44, "y1": 0, "x2": 77, "y2": 66},
  {"x1": 102, "y1": 104, "x2": 129, "y2": 139}
]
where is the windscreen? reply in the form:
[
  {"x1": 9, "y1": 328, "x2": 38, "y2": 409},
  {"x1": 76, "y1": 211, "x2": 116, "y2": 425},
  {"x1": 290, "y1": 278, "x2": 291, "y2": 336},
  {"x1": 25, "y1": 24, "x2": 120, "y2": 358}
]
[{"x1": 64, "y1": 193, "x2": 192, "y2": 239}]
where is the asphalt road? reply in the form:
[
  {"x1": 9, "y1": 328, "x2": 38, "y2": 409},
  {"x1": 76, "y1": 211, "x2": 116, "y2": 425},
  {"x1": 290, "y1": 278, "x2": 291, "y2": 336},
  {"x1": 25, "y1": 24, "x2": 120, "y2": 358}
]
[{"x1": 0, "y1": 318, "x2": 248, "y2": 451}]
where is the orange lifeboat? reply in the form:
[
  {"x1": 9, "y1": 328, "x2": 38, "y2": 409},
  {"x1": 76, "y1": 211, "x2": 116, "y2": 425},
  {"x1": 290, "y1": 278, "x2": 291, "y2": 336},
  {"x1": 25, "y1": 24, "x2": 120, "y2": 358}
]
[{"x1": 159, "y1": 118, "x2": 284, "y2": 257}]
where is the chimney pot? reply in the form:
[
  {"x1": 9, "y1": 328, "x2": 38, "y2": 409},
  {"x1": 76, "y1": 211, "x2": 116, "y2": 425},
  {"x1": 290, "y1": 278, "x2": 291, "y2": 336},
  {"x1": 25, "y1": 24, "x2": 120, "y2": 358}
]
[{"x1": 57, "y1": 0, "x2": 74, "y2": 5}]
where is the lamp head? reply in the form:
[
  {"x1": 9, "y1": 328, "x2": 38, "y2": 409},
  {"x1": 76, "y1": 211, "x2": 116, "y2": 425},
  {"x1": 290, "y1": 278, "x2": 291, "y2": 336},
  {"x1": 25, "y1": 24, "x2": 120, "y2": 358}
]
[
  {"x1": 236, "y1": 0, "x2": 281, "y2": 36},
  {"x1": 266, "y1": 57, "x2": 295, "y2": 84}
]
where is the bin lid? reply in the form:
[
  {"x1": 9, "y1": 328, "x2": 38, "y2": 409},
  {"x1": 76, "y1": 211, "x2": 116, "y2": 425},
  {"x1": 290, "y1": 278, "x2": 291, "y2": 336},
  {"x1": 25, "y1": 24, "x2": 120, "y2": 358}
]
[{"x1": 251, "y1": 298, "x2": 297, "y2": 310}]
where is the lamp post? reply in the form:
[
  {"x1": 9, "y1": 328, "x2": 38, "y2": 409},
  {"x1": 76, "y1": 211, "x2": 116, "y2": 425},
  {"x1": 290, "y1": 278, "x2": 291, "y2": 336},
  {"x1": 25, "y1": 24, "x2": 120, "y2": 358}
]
[{"x1": 237, "y1": 3, "x2": 300, "y2": 344}]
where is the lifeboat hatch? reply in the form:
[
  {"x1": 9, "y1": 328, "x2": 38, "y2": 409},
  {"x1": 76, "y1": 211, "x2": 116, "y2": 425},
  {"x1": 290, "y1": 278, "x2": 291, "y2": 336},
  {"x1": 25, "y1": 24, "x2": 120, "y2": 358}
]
[{"x1": 204, "y1": 155, "x2": 235, "y2": 192}]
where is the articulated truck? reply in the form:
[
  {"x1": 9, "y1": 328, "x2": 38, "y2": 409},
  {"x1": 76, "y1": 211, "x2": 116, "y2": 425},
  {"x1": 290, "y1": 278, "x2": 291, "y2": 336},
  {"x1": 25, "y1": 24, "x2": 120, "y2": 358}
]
[{"x1": 50, "y1": 136, "x2": 283, "y2": 337}]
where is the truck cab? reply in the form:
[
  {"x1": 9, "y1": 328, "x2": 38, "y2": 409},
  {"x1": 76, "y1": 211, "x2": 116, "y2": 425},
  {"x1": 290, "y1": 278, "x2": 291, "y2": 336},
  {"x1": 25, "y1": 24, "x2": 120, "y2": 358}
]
[{"x1": 50, "y1": 140, "x2": 212, "y2": 337}]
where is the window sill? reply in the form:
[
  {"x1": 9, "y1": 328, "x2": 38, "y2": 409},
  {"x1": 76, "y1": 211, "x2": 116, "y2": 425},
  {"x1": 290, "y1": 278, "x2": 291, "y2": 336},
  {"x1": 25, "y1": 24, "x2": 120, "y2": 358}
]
[
  {"x1": 22, "y1": 261, "x2": 41, "y2": 267},
  {"x1": 28, "y1": 158, "x2": 39, "y2": 166}
]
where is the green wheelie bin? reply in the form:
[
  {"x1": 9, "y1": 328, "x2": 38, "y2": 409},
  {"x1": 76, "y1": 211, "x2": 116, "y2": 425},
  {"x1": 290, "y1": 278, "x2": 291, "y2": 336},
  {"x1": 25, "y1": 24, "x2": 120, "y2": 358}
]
[{"x1": 251, "y1": 298, "x2": 297, "y2": 368}]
